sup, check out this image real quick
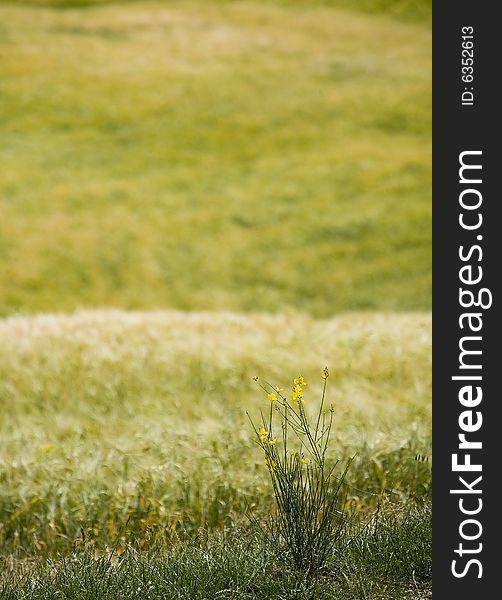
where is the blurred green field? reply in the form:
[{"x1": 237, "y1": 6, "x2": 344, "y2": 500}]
[
  {"x1": 2, "y1": 1, "x2": 432, "y2": 22},
  {"x1": 0, "y1": 0, "x2": 430, "y2": 316}
]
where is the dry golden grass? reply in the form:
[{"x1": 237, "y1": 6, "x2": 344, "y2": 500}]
[{"x1": 0, "y1": 309, "x2": 431, "y2": 554}]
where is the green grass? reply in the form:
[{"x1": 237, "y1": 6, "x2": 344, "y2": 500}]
[
  {"x1": 0, "y1": 310, "x2": 431, "y2": 557},
  {"x1": 1, "y1": 504, "x2": 431, "y2": 599},
  {"x1": 0, "y1": 0, "x2": 430, "y2": 316}
]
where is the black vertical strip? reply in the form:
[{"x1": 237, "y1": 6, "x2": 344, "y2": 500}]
[{"x1": 434, "y1": 2, "x2": 499, "y2": 596}]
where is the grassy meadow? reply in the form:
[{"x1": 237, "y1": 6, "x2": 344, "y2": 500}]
[
  {"x1": 0, "y1": 0, "x2": 430, "y2": 316},
  {"x1": 0, "y1": 310, "x2": 431, "y2": 597},
  {"x1": 0, "y1": 0, "x2": 431, "y2": 597}
]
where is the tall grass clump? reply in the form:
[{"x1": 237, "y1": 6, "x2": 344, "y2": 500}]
[{"x1": 249, "y1": 368, "x2": 350, "y2": 577}]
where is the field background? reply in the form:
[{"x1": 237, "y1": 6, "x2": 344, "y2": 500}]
[
  {"x1": 0, "y1": 1, "x2": 431, "y2": 597},
  {"x1": 0, "y1": 0, "x2": 430, "y2": 316}
]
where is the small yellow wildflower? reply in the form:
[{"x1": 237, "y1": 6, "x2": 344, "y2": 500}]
[
  {"x1": 300, "y1": 456, "x2": 308, "y2": 464},
  {"x1": 267, "y1": 393, "x2": 277, "y2": 402},
  {"x1": 268, "y1": 438, "x2": 277, "y2": 445},
  {"x1": 290, "y1": 449, "x2": 296, "y2": 455},
  {"x1": 294, "y1": 376, "x2": 307, "y2": 386},
  {"x1": 276, "y1": 387, "x2": 284, "y2": 393},
  {"x1": 291, "y1": 383, "x2": 304, "y2": 405},
  {"x1": 258, "y1": 427, "x2": 268, "y2": 442}
]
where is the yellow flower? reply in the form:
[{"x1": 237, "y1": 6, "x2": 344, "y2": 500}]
[
  {"x1": 294, "y1": 376, "x2": 307, "y2": 386},
  {"x1": 276, "y1": 387, "x2": 284, "y2": 393},
  {"x1": 268, "y1": 438, "x2": 277, "y2": 445},
  {"x1": 290, "y1": 449, "x2": 296, "y2": 455},
  {"x1": 267, "y1": 393, "x2": 277, "y2": 402},
  {"x1": 290, "y1": 383, "x2": 304, "y2": 405},
  {"x1": 300, "y1": 456, "x2": 308, "y2": 464},
  {"x1": 258, "y1": 427, "x2": 268, "y2": 442}
]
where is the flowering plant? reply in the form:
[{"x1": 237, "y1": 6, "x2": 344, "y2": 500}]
[{"x1": 249, "y1": 368, "x2": 350, "y2": 576}]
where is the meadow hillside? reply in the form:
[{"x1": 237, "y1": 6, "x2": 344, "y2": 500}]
[
  {"x1": 0, "y1": 0, "x2": 430, "y2": 316},
  {"x1": 0, "y1": 310, "x2": 431, "y2": 556},
  {"x1": 0, "y1": 2, "x2": 431, "y2": 595}
]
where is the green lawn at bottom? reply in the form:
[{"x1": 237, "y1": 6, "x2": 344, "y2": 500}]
[
  {"x1": 0, "y1": 0, "x2": 430, "y2": 316},
  {"x1": 1, "y1": 504, "x2": 431, "y2": 600}
]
